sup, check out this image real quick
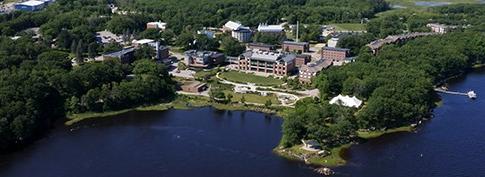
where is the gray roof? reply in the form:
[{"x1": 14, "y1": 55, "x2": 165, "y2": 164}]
[
  {"x1": 243, "y1": 50, "x2": 295, "y2": 63},
  {"x1": 323, "y1": 47, "x2": 350, "y2": 52},
  {"x1": 104, "y1": 47, "x2": 135, "y2": 58},
  {"x1": 283, "y1": 41, "x2": 309, "y2": 46}
]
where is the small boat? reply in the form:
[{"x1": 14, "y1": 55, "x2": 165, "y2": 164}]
[
  {"x1": 467, "y1": 91, "x2": 477, "y2": 99},
  {"x1": 315, "y1": 167, "x2": 334, "y2": 176}
]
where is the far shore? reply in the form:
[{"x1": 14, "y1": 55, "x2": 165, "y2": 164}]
[{"x1": 65, "y1": 95, "x2": 290, "y2": 126}]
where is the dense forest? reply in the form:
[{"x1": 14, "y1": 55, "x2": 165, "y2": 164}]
[
  {"x1": 280, "y1": 31, "x2": 485, "y2": 147},
  {"x1": 0, "y1": 0, "x2": 180, "y2": 152},
  {"x1": 117, "y1": 0, "x2": 389, "y2": 33}
]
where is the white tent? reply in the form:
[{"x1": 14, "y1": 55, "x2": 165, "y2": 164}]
[{"x1": 329, "y1": 94, "x2": 362, "y2": 108}]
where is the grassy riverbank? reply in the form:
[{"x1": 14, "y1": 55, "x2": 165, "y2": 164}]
[
  {"x1": 65, "y1": 95, "x2": 288, "y2": 126},
  {"x1": 275, "y1": 144, "x2": 350, "y2": 167},
  {"x1": 356, "y1": 126, "x2": 414, "y2": 139}
]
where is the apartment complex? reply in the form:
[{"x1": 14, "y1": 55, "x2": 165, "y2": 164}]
[{"x1": 237, "y1": 50, "x2": 296, "y2": 76}]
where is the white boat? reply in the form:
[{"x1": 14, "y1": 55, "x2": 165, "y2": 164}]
[{"x1": 467, "y1": 91, "x2": 477, "y2": 99}]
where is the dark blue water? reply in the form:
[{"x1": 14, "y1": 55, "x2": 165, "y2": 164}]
[{"x1": 0, "y1": 70, "x2": 484, "y2": 177}]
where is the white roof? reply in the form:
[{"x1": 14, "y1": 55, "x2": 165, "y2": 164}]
[
  {"x1": 329, "y1": 94, "x2": 362, "y2": 108},
  {"x1": 224, "y1": 21, "x2": 242, "y2": 31},
  {"x1": 258, "y1": 24, "x2": 284, "y2": 32},
  {"x1": 134, "y1": 39, "x2": 155, "y2": 44},
  {"x1": 18, "y1": 0, "x2": 44, "y2": 6}
]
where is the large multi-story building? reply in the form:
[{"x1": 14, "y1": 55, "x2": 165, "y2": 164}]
[
  {"x1": 282, "y1": 41, "x2": 310, "y2": 53},
  {"x1": 322, "y1": 47, "x2": 349, "y2": 63},
  {"x1": 223, "y1": 21, "x2": 252, "y2": 42},
  {"x1": 184, "y1": 50, "x2": 225, "y2": 68},
  {"x1": 237, "y1": 50, "x2": 295, "y2": 76},
  {"x1": 295, "y1": 54, "x2": 311, "y2": 68},
  {"x1": 298, "y1": 59, "x2": 333, "y2": 84},
  {"x1": 246, "y1": 43, "x2": 276, "y2": 51}
]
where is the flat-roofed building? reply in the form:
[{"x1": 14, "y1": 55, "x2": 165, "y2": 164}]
[
  {"x1": 247, "y1": 43, "x2": 276, "y2": 51},
  {"x1": 282, "y1": 41, "x2": 310, "y2": 53},
  {"x1": 322, "y1": 47, "x2": 349, "y2": 62},
  {"x1": 184, "y1": 50, "x2": 225, "y2": 68},
  {"x1": 15, "y1": 0, "x2": 45, "y2": 11},
  {"x1": 181, "y1": 81, "x2": 207, "y2": 93},
  {"x1": 102, "y1": 47, "x2": 135, "y2": 63},
  {"x1": 257, "y1": 23, "x2": 284, "y2": 34},
  {"x1": 232, "y1": 28, "x2": 252, "y2": 43},
  {"x1": 237, "y1": 50, "x2": 295, "y2": 76},
  {"x1": 298, "y1": 59, "x2": 332, "y2": 84},
  {"x1": 147, "y1": 21, "x2": 167, "y2": 30},
  {"x1": 223, "y1": 21, "x2": 252, "y2": 42},
  {"x1": 96, "y1": 30, "x2": 123, "y2": 44},
  {"x1": 295, "y1": 54, "x2": 311, "y2": 68}
]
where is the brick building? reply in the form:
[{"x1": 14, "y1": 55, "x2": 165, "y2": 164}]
[
  {"x1": 321, "y1": 47, "x2": 349, "y2": 62},
  {"x1": 247, "y1": 43, "x2": 276, "y2": 51},
  {"x1": 181, "y1": 81, "x2": 207, "y2": 93},
  {"x1": 184, "y1": 50, "x2": 225, "y2": 68},
  {"x1": 294, "y1": 54, "x2": 311, "y2": 68},
  {"x1": 237, "y1": 50, "x2": 295, "y2": 76},
  {"x1": 282, "y1": 41, "x2": 310, "y2": 53}
]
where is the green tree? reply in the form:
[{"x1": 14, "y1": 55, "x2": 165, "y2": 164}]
[{"x1": 221, "y1": 36, "x2": 245, "y2": 56}]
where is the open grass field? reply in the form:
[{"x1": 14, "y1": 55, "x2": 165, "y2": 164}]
[
  {"x1": 223, "y1": 90, "x2": 279, "y2": 105},
  {"x1": 387, "y1": 0, "x2": 481, "y2": 8},
  {"x1": 330, "y1": 23, "x2": 366, "y2": 32},
  {"x1": 219, "y1": 71, "x2": 284, "y2": 86}
]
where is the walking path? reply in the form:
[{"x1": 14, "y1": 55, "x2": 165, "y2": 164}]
[{"x1": 215, "y1": 72, "x2": 319, "y2": 107}]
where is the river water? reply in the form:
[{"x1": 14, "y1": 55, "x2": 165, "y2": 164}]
[{"x1": 0, "y1": 70, "x2": 484, "y2": 177}]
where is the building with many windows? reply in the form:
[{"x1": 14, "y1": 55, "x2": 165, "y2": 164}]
[
  {"x1": 321, "y1": 47, "x2": 350, "y2": 65},
  {"x1": 223, "y1": 21, "x2": 252, "y2": 42},
  {"x1": 237, "y1": 50, "x2": 295, "y2": 76},
  {"x1": 184, "y1": 50, "x2": 225, "y2": 68},
  {"x1": 282, "y1": 41, "x2": 310, "y2": 53},
  {"x1": 298, "y1": 59, "x2": 332, "y2": 84}
]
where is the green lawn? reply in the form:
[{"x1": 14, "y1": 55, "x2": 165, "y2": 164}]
[
  {"x1": 331, "y1": 23, "x2": 366, "y2": 32},
  {"x1": 223, "y1": 90, "x2": 279, "y2": 105},
  {"x1": 278, "y1": 144, "x2": 350, "y2": 167},
  {"x1": 386, "y1": 0, "x2": 480, "y2": 8},
  {"x1": 219, "y1": 71, "x2": 284, "y2": 86},
  {"x1": 357, "y1": 126, "x2": 414, "y2": 139}
]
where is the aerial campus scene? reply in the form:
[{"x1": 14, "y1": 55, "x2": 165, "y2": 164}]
[{"x1": 0, "y1": 0, "x2": 484, "y2": 176}]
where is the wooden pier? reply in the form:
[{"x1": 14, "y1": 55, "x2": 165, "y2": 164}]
[{"x1": 434, "y1": 88, "x2": 477, "y2": 99}]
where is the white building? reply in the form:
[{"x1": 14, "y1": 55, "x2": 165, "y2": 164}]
[
  {"x1": 257, "y1": 23, "x2": 284, "y2": 34},
  {"x1": 223, "y1": 21, "x2": 243, "y2": 32},
  {"x1": 147, "y1": 21, "x2": 167, "y2": 30},
  {"x1": 232, "y1": 27, "x2": 252, "y2": 43},
  {"x1": 329, "y1": 94, "x2": 362, "y2": 108},
  {"x1": 327, "y1": 37, "x2": 339, "y2": 48},
  {"x1": 223, "y1": 21, "x2": 252, "y2": 42}
]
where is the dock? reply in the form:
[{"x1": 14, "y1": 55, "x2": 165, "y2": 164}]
[{"x1": 434, "y1": 88, "x2": 477, "y2": 99}]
